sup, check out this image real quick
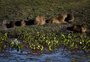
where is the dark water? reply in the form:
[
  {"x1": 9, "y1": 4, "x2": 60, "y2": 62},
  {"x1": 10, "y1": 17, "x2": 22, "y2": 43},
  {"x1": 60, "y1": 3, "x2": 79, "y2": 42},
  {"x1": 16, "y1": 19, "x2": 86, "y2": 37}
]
[{"x1": 0, "y1": 48, "x2": 90, "y2": 62}]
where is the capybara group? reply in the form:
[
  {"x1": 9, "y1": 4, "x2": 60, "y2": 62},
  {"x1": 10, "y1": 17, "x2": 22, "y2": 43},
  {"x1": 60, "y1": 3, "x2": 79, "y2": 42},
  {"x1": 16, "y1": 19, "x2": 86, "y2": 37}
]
[
  {"x1": 2, "y1": 12, "x2": 89, "y2": 34},
  {"x1": 2, "y1": 20, "x2": 26, "y2": 30}
]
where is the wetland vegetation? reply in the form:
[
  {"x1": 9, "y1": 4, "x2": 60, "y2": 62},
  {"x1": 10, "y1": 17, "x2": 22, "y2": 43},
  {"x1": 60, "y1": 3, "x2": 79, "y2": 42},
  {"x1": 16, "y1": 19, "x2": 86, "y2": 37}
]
[{"x1": 0, "y1": 0, "x2": 90, "y2": 62}]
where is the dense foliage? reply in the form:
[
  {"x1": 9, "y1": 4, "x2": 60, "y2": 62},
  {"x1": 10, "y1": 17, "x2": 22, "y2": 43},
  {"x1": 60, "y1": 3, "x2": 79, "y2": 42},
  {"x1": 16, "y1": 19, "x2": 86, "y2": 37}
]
[
  {"x1": 0, "y1": 0, "x2": 90, "y2": 54},
  {"x1": 0, "y1": 25, "x2": 90, "y2": 54},
  {"x1": 0, "y1": 0, "x2": 90, "y2": 23}
]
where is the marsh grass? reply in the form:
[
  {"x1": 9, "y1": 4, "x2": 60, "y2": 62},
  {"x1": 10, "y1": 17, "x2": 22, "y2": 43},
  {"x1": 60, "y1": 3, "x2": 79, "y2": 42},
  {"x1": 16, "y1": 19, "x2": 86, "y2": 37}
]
[
  {"x1": 0, "y1": 0, "x2": 90, "y2": 24},
  {"x1": 0, "y1": 0, "x2": 90, "y2": 54},
  {"x1": 0, "y1": 24, "x2": 90, "y2": 54}
]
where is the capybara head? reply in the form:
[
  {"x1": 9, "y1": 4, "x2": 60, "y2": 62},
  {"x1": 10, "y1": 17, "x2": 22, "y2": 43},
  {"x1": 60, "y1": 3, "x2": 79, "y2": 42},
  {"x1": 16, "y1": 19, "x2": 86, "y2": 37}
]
[
  {"x1": 2, "y1": 20, "x2": 15, "y2": 29},
  {"x1": 65, "y1": 13, "x2": 74, "y2": 23},
  {"x1": 34, "y1": 16, "x2": 46, "y2": 25},
  {"x1": 15, "y1": 20, "x2": 26, "y2": 27}
]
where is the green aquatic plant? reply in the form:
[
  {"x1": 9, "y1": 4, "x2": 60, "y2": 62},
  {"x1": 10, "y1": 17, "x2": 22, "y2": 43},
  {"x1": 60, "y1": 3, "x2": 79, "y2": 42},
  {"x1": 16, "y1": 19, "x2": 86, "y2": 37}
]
[
  {"x1": 10, "y1": 39, "x2": 24, "y2": 52},
  {"x1": 0, "y1": 33, "x2": 8, "y2": 52},
  {"x1": 15, "y1": 27, "x2": 61, "y2": 53},
  {"x1": 60, "y1": 32, "x2": 90, "y2": 51},
  {"x1": 0, "y1": 25, "x2": 90, "y2": 53}
]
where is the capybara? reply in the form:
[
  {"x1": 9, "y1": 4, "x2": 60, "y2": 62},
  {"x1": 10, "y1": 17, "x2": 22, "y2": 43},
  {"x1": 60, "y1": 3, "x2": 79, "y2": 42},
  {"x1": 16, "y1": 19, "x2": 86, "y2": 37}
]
[
  {"x1": 34, "y1": 16, "x2": 46, "y2": 25},
  {"x1": 15, "y1": 20, "x2": 26, "y2": 27},
  {"x1": 48, "y1": 14, "x2": 67, "y2": 24},
  {"x1": 65, "y1": 13, "x2": 74, "y2": 23},
  {"x1": 25, "y1": 20, "x2": 34, "y2": 25},
  {"x1": 67, "y1": 23, "x2": 88, "y2": 33},
  {"x1": 2, "y1": 20, "x2": 15, "y2": 30}
]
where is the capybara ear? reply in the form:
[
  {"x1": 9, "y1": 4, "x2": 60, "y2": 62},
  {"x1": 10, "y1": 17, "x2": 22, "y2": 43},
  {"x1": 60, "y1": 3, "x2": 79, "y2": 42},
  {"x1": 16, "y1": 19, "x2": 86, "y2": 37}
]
[
  {"x1": 65, "y1": 13, "x2": 74, "y2": 23},
  {"x1": 34, "y1": 16, "x2": 46, "y2": 25}
]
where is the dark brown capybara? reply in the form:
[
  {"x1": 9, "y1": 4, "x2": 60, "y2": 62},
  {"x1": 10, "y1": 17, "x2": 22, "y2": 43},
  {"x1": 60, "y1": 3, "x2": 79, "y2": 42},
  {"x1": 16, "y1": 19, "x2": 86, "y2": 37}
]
[
  {"x1": 67, "y1": 23, "x2": 88, "y2": 33},
  {"x1": 2, "y1": 20, "x2": 15, "y2": 30},
  {"x1": 25, "y1": 19, "x2": 34, "y2": 25},
  {"x1": 15, "y1": 20, "x2": 26, "y2": 27},
  {"x1": 65, "y1": 13, "x2": 74, "y2": 23},
  {"x1": 34, "y1": 16, "x2": 46, "y2": 25}
]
